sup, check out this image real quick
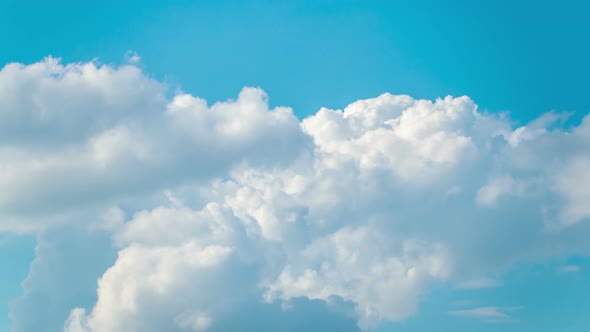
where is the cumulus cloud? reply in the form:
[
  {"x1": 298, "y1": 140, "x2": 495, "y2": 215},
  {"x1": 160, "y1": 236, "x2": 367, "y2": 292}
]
[
  {"x1": 300, "y1": 94, "x2": 480, "y2": 183},
  {"x1": 0, "y1": 57, "x2": 308, "y2": 232},
  {"x1": 264, "y1": 227, "x2": 451, "y2": 329},
  {"x1": 66, "y1": 243, "x2": 236, "y2": 332},
  {"x1": 2, "y1": 57, "x2": 590, "y2": 331}
]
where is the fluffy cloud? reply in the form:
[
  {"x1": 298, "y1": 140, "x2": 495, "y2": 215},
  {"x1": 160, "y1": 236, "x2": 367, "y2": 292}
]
[
  {"x1": 67, "y1": 243, "x2": 236, "y2": 332},
  {"x1": 264, "y1": 227, "x2": 451, "y2": 329},
  {"x1": 3, "y1": 58, "x2": 590, "y2": 331},
  {"x1": 300, "y1": 94, "x2": 482, "y2": 183},
  {"x1": 0, "y1": 57, "x2": 308, "y2": 233}
]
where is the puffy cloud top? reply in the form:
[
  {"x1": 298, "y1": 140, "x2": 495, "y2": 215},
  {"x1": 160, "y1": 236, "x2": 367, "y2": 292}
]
[
  {"x1": 3, "y1": 58, "x2": 590, "y2": 331},
  {"x1": 0, "y1": 58, "x2": 308, "y2": 232}
]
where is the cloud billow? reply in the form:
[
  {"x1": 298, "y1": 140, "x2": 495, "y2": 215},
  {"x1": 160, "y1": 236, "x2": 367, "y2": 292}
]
[{"x1": 2, "y1": 58, "x2": 590, "y2": 331}]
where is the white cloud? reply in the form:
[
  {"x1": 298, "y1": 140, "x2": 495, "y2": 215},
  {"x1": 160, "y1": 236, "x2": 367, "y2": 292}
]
[
  {"x1": 3, "y1": 57, "x2": 590, "y2": 331},
  {"x1": 124, "y1": 51, "x2": 141, "y2": 64},
  {"x1": 174, "y1": 311, "x2": 212, "y2": 332},
  {"x1": 264, "y1": 226, "x2": 451, "y2": 329},
  {"x1": 475, "y1": 176, "x2": 526, "y2": 207},
  {"x1": 456, "y1": 277, "x2": 502, "y2": 289},
  {"x1": 555, "y1": 155, "x2": 590, "y2": 226},
  {"x1": 0, "y1": 58, "x2": 308, "y2": 233},
  {"x1": 449, "y1": 306, "x2": 522, "y2": 323},
  {"x1": 558, "y1": 265, "x2": 581, "y2": 273},
  {"x1": 65, "y1": 242, "x2": 236, "y2": 332},
  {"x1": 64, "y1": 308, "x2": 90, "y2": 332},
  {"x1": 300, "y1": 94, "x2": 480, "y2": 183}
]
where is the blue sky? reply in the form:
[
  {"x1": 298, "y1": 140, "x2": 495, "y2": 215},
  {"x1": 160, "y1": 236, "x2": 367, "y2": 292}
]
[
  {"x1": 2, "y1": 0, "x2": 589, "y2": 120},
  {"x1": 1, "y1": 1, "x2": 589, "y2": 331}
]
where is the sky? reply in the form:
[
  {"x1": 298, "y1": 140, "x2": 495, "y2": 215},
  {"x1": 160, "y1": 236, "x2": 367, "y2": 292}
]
[{"x1": 0, "y1": 1, "x2": 589, "y2": 331}]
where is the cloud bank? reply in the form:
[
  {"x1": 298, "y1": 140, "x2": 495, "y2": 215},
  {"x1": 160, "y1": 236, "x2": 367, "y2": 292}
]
[{"x1": 2, "y1": 58, "x2": 590, "y2": 331}]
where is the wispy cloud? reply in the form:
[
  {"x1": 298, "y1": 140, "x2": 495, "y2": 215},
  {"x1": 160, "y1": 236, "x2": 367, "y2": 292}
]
[
  {"x1": 449, "y1": 306, "x2": 523, "y2": 323},
  {"x1": 456, "y1": 278, "x2": 502, "y2": 289},
  {"x1": 124, "y1": 50, "x2": 141, "y2": 63},
  {"x1": 558, "y1": 265, "x2": 581, "y2": 273}
]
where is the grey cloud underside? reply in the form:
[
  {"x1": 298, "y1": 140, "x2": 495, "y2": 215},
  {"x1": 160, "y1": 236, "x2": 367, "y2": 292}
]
[{"x1": 2, "y1": 58, "x2": 590, "y2": 331}]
